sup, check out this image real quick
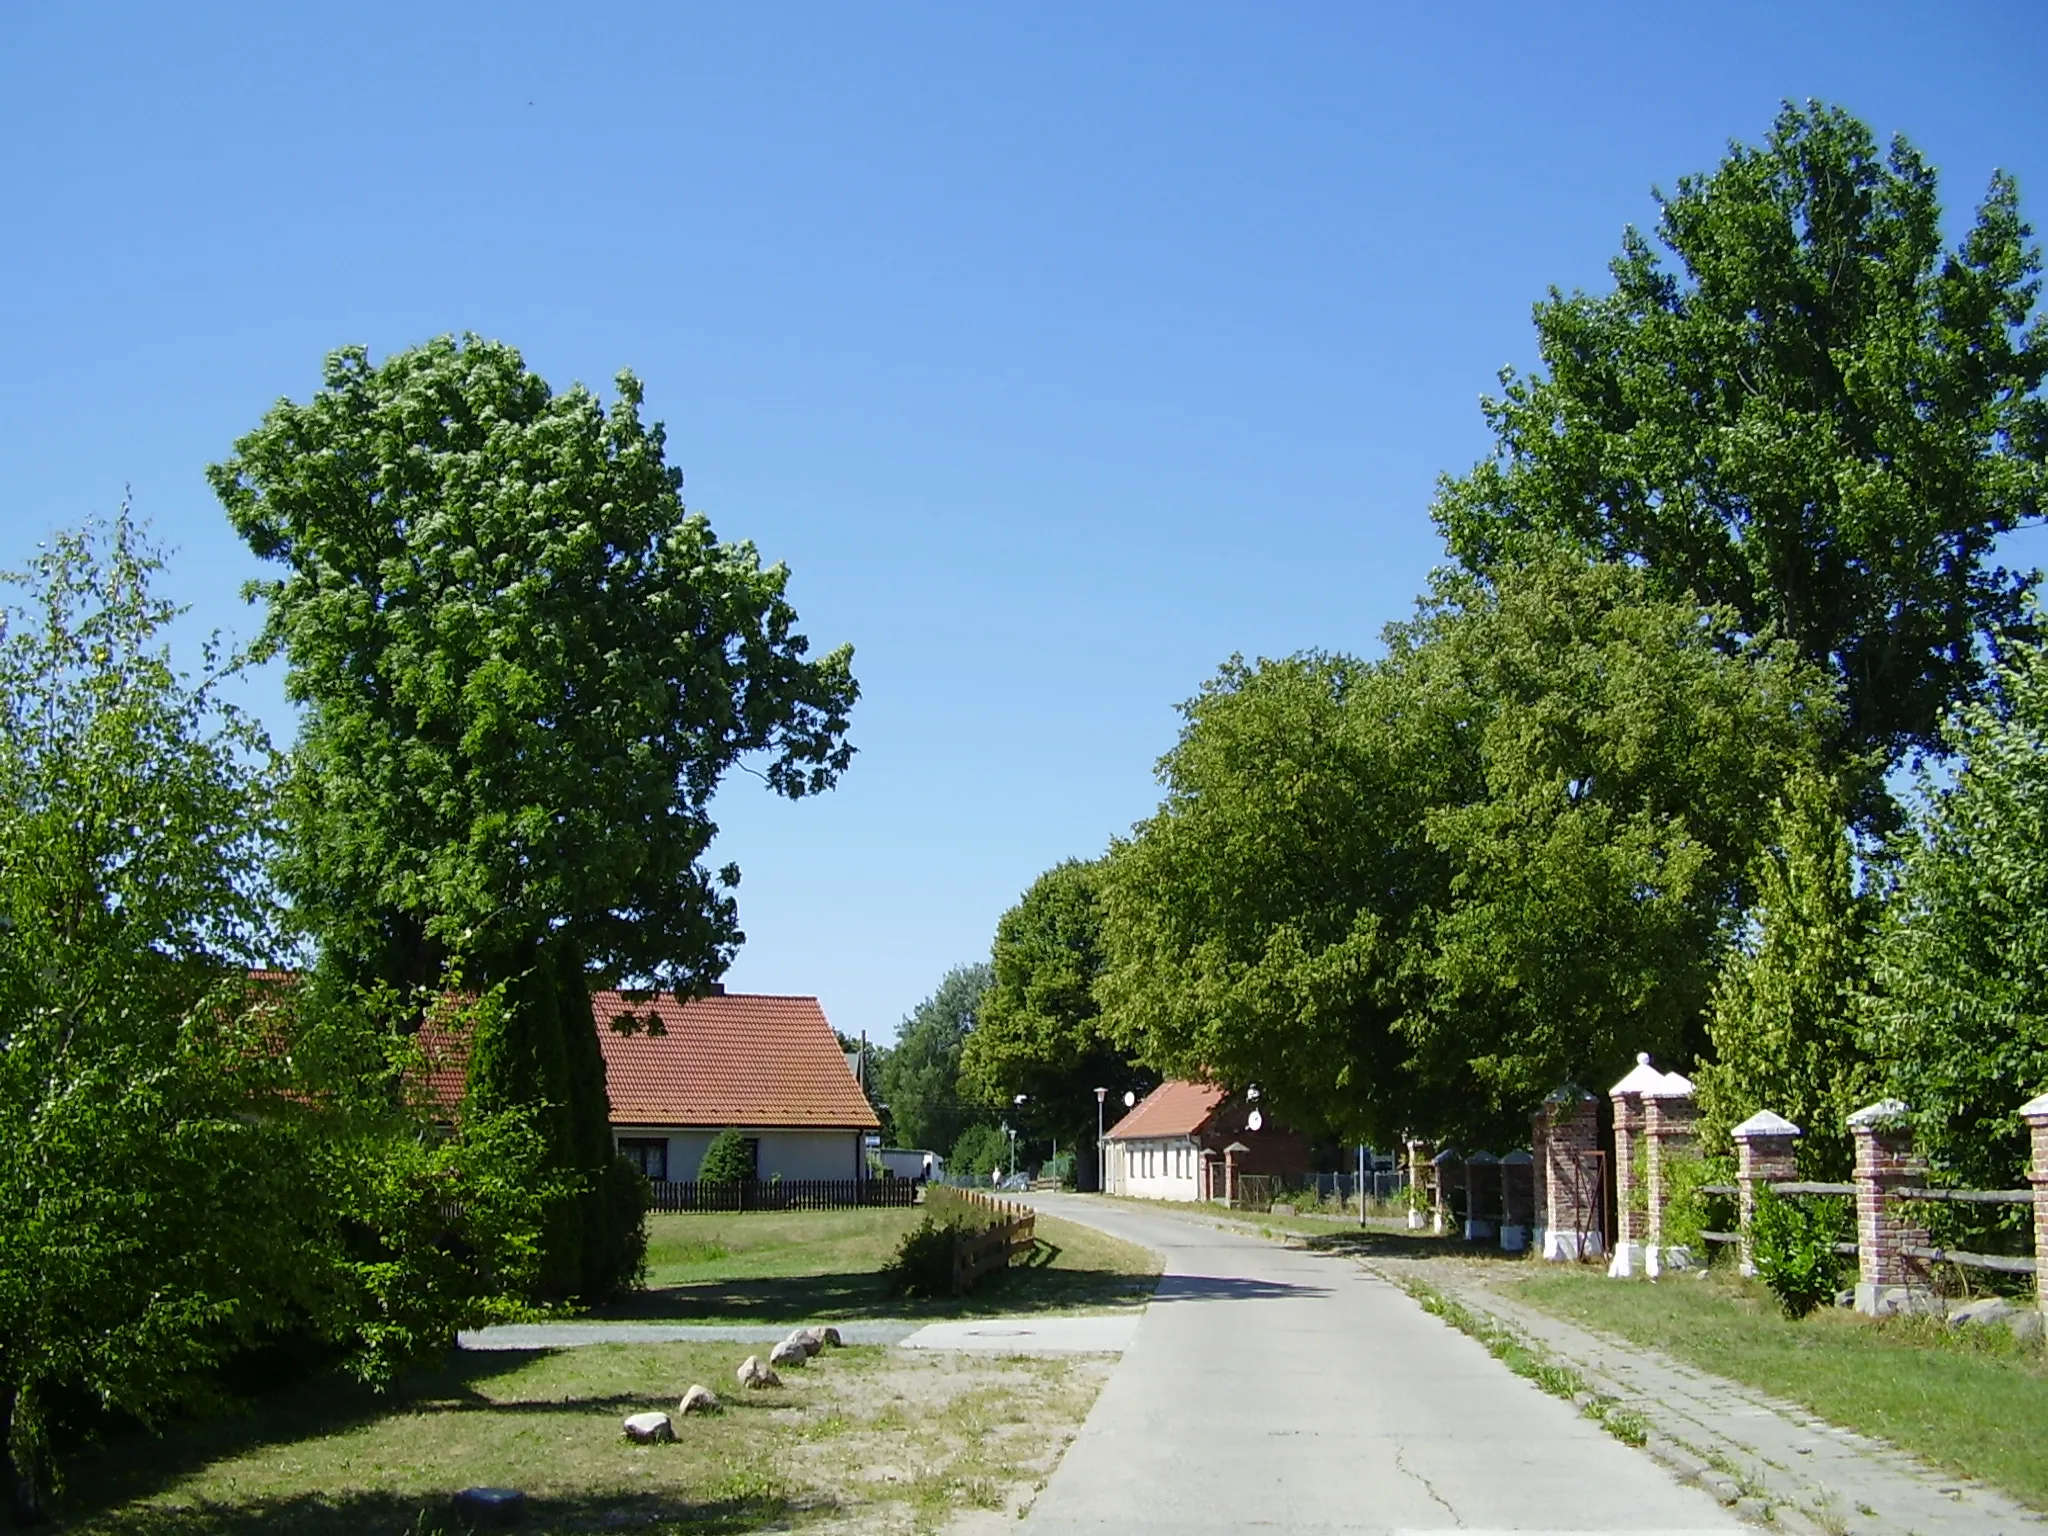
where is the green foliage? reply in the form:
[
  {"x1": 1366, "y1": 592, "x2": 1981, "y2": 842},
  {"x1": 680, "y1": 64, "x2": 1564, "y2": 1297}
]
[
  {"x1": 1698, "y1": 772, "x2": 1882, "y2": 1178},
  {"x1": 883, "y1": 1216, "x2": 961, "y2": 1299},
  {"x1": 0, "y1": 516, "x2": 299, "y2": 1519},
  {"x1": 1435, "y1": 102, "x2": 2048, "y2": 779},
  {"x1": 1750, "y1": 1189, "x2": 1847, "y2": 1319},
  {"x1": 212, "y1": 335, "x2": 858, "y2": 1299},
  {"x1": 948, "y1": 1123, "x2": 1006, "y2": 1180},
  {"x1": 1658, "y1": 1151, "x2": 1733, "y2": 1256},
  {"x1": 962, "y1": 861, "x2": 1145, "y2": 1152},
  {"x1": 1868, "y1": 627, "x2": 2048, "y2": 1192},
  {"x1": 878, "y1": 964, "x2": 991, "y2": 1156},
  {"x1": 0, "y1": 520, "x2": 558, "y2": 1518},
  {"x1": 697, "y1": 1129, "x2": 757, "y2": 1186},
  {"x1": 1100, "y1": 554, "x2": 1835, "y2": 1146}
]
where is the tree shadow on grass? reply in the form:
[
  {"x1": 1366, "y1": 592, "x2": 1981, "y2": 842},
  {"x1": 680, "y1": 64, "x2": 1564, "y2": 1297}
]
[
  {"x1": 52, "y1": 1351, "x2": 812, "y2": 1534},
  {"x1": 595, "y1": 1238, "x2": 1157, "y2": 1324},
  {"x1": 1293, "y1": 1227, "x2": 1535, "y2": 1266},
  {"x1": 61, "y1": 1484, "x2": 809, "y2": 1535}
]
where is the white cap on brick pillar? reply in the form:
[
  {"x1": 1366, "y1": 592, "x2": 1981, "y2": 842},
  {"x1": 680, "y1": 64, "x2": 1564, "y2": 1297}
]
[
  {"x1": 2019, "y1": 1092, "x2": 2048, "y2": 1120},
  {"x1": 1731, "y1": 1109, "x2": 1801, "y2": 1138},
  {"x1": 1847, "y1": 1097, "x2": 1910, "y2": 1128},
  {"x1": 1611, "y1": 1053, "x2": 1667, "y2": 1096}
]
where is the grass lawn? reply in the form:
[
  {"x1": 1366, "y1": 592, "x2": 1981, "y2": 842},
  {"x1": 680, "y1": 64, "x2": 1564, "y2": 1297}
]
[
  {"x1": 56, "y1": 1340, "x2": 1112, "y2": 1535},
  {"x1": 1496, "y1": 1263, "x2": 2048, "y2": 1509},
  {"x1": 604, "y1": 1206, "x2": 1160, "y2": 1323}
]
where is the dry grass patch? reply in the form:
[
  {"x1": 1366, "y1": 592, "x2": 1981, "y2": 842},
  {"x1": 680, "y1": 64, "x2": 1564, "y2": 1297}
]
[{"x1": 54, "y1": 1341, "x2": 1112, "y2": 1536}]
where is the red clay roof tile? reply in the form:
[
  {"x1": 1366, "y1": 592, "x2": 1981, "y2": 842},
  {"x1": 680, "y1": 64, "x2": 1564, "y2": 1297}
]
[
  {"x1": 1102, "y1": 1080, "x2": 1225, "y2": 1140},
  {"x1": 416, "y1": 990, "x2": 878, "y2": 1131}
]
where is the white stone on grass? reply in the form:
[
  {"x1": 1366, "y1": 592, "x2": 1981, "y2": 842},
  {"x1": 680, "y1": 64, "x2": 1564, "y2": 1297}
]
[
  {"x1": 678, "y1": 1384, "x2": 720, "y2": 1415},
  {"x1": 769, "y1": 1337, "x2": 810, "y2": 1368},
  {"x1": 1948, "y1": 1296, "x2": 2016, "y2": 1329},
  {"x1": 736, "y1": 1354, "x2": 782, "y2": 1389},
  {"x1": 623, "y1": 1411, "x2": 674, "y2": 1443}
]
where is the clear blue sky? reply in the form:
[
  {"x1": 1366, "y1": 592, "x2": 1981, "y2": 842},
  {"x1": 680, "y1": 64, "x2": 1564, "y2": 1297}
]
[{"x1": 4, "y1": 4, "x2": 2043, "y2": 1046}]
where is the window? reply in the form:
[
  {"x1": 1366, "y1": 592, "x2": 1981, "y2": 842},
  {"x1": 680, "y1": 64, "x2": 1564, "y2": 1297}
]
[{"x1": 618, "y1": 1137, "x2": 669, "y2": 1182}]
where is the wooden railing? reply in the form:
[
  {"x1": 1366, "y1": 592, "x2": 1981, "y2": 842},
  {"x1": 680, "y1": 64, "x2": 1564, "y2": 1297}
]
[
  {"x1": 646, "y1": 1177, "x2": 921, "y2": 1213},
  {"x1": 935, "y1": 1187, "x2": 1038, "y2": 1294}
]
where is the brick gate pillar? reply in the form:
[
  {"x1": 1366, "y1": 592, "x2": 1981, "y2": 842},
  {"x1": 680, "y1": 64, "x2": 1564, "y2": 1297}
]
[
  {"x1": 1644, "y1": 1071, "x2": 1697, "y2": 1276},
  {"x1": 1849, "y1": 1099, "x2": 1930, "y2": 1316},
  {"x1": 1731, "y1": 1110, "x2": 1800, "y2": 1277},
  {"x1": 1404, "y1": 1139, "x2": 1432, "y2": 1230},
  {"x1": 2021, "y1": 1092, "x2": 2048, "y2": 1322},
  {"x1": 1608, "y1": 1054, "x2": 1664, "y2": 1276},
  {"x1": 1539, "y1": 1086, "x2": 1603, "y2": 1261}
]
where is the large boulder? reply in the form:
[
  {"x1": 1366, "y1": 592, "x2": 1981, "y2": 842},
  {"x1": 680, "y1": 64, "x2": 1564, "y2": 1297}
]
[
  {"x1": 817, "y1": 1325, "x2": 844, "y2": 1348},
  {"x1": 623, "y1": 1411, "x2": 675, "y2": 1444},
  {"x1": 2007, "y1": 1309, "x2": 2043, "y2": 1344},
  {"x1": 1948, "y1": 1296, "x2": 2016, "y2": 1330},
  {"x1": 736, "y1": 1354, "x2": 782, "y2": 1390},
  {"x1": 769, "y1": 1338, "x2": 810, "y2": 1368},
  {"x1": 678, "y1": 1384, "x2": 720, "y2": 1416},
  {"x1": 783, "y1": 1327, "x2": 825, "y2": 1356}
]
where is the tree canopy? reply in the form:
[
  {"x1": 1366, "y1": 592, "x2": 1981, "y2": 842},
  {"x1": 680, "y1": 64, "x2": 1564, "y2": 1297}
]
[
  {"x1": 1868, "y1": 625, "x2": 2048, "y2": 1190},
  {"x1": 1434, "y1": 102, "x2": 2048, "y2": 780},
  {"x1": 961, "y1": 860, "x2": 1147, "y2": 1157},
  {"x1": 210, "y1": 335, "x2": 858, "y2": 994},
  {"x1": 877, "y1": 963, "x2": 992, "y2": 1156},
  {"x1": 1101, "y1": 556, "x2": 1836, "y2": 1148}
]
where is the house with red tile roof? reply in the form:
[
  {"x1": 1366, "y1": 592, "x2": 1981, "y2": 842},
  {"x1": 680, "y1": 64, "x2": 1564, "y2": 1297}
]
[
  {"x1": 1102, "y1": 1079, "x2": 1310, "y2": 1202},
  {"x1": 419, "y1": 988, "x2": 880, "y2": 1183}
]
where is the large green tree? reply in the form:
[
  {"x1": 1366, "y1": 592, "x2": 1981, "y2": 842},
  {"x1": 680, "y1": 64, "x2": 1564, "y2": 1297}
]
[
  {"x1": 212, "y1": 335, "x2": 858, "y2": 1298},
  {"x1": 1101, "y1": 556, "x2": 1836, "y2": 1147},
  {"x1": 1435, "y1": 103, "x2": 2048, "y2": 780},
  {"x1": 877, "y1": 963, "x2": 991, "y2": 1156},
  {"x1": 1695, "y1": 770, "x2": 1882, "y2": 1178},
  {"x1": 960, "y1": 860, "x2": 1147, "y2": 1177},
  {"x1": 1867, "y1": 626, "x2": 2048, "y2": 1191}
]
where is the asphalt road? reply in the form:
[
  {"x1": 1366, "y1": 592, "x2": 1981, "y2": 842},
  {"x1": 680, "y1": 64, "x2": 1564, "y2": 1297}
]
[{"x1": 1019, "y1": 1194, "x2": 1738, "y2": 1536}]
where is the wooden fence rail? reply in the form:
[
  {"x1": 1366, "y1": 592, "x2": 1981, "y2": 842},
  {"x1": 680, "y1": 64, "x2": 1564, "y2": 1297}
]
[
  {"x1": 934, "y1": 1187, "x2": 1037, "y2": 1295},
  {"x1": 645, "y1": 1178, "x2": 922, "y2": 1213}
]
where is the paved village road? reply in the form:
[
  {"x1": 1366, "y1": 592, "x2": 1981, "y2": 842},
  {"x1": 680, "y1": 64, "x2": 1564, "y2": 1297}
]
[{"x1": 1019, "y1": 1195, "x2": 1737, "y2": 1536}]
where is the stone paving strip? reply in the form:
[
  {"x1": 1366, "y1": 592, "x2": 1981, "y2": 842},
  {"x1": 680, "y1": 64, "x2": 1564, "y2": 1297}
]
[
  {"x1": 457, "y1": 1320, "x2": 920, "y2": 1349},
  {"x1": 1355, "y1": 1248, "x2": 2047, "y2": 1536},
  {"x1": 459, "y1": 1315, "x2": 1141, "y2": 1354}
]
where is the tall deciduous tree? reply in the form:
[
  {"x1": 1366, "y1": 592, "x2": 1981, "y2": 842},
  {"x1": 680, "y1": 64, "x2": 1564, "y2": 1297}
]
[
  {"x1": 1695, "y1": 770, "x2": 1882, "y2": 1178},
  {"x1": 1435, "y1": 103, "x2": 2048, "y2": 782},
  {"x1": 878, "y1": 964, "x2": 991, "y2": 1157},
  {"x1": 1868, "y1": 628, "x2": 2048, "y2": 1191},
  {"x1": 961, "y1": 860, "x2": 1146, "y2": 1173},
  {"x1": 212, "y1": 336, "x2": 858, "y2": 1298},
  {"x1": 1101, "y1": 556, "x2": 1836, "y2": 1148}
]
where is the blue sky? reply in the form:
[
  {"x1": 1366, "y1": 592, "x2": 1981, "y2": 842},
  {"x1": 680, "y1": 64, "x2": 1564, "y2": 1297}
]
[{"x1": 4, "y1": 4, "x2": 2044, "y2": 1046}]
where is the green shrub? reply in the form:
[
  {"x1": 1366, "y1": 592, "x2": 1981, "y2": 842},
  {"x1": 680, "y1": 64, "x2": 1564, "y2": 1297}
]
[
  {"x1": 885, "y1": 1214, "x2": 963, "y2": 1297},
  {"x1": 1750, "y1": 1187, "x2": 1846, "y2": 1318},
  {"x1": 697, "y1": 1129, "x2": 755, "y2": 1185},
  {"x1": 1660, "y1": 1150, "x2": 1733, "y2": 1257}
]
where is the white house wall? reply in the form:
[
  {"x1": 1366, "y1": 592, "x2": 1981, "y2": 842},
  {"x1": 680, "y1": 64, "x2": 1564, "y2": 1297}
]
[
  {"x1": 1106, "y1": 1135, "x2": 1202, "y2": 1202},
  {"x1": 615, "y1": 1127, "x2": 865, "y2": 1181}
]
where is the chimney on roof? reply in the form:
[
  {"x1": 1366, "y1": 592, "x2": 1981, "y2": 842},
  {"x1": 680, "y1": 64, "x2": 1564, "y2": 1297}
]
[{"x1": 704, "y1": 982, "x2": 726, "y2": 996}]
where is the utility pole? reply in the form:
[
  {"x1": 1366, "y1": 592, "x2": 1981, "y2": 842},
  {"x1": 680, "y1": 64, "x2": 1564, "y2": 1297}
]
[{"x1": 1094, "y1": 1086, "x2": 1107, "y2": 1195}]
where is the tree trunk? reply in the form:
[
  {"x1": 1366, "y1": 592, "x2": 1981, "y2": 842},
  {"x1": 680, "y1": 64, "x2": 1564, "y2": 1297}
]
[{"x1": 4, "y1": 1378, "x2": 50, "y2": 1527}]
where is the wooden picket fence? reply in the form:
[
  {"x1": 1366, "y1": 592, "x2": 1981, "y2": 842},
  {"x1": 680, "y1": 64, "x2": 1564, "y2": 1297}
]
[
  {"x1": 936, "y1": 1186, "x2": 1038, "y2": 1294},
  {"x1": 646, "y1": 1177, "x2": 922, "y2": 1213}
]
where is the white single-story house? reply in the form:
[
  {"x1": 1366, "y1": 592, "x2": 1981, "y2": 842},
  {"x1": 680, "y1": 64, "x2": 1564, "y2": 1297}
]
[
  {"x1": 1102, "y1": 1080, "x2": 1312, "y2": 1201},
  {"x1": 594, "y1": 989, "x2": 879, "y2": 1182},
  {"x1": 419, "y1": 987, "x2": 879, "y2": 1183}
]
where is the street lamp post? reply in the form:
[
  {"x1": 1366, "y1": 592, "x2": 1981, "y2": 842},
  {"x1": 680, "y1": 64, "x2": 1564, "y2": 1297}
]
[{"x1": 1094, "y1": 1086, "x2": 1107, "y2": 1194}]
